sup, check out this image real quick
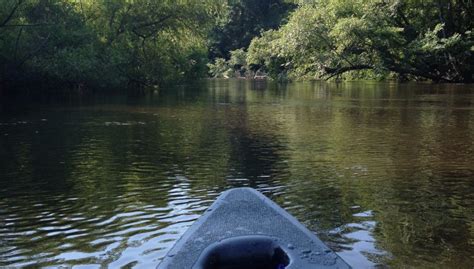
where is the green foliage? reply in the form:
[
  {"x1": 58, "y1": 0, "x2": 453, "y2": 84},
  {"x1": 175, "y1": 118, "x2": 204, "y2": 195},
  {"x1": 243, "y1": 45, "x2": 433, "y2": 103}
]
[
  {"x1": 0, "y1": 0, "x2": 227, "y2": 90},
  {"x1": 247, "y1": 0, "x2": 474, "y2": 82},
  {"x1": 207, "y1": 57, "x2": 234, "y2": 78},
  {"x1": 1, "y1": 0, "x2": 472, "y2": 88},
  {"x1": 208, "y1": 0, "x2": 295, "y2": 59},
  {"x1": 207, "y1": 48, "x2": 273, "y2": 78},
  {"x1": 247, "y1": 30, "x2": 279, "y2": 68},
  {"x1": 228, "y1": 48, "x2": 247, "y2": 68}
]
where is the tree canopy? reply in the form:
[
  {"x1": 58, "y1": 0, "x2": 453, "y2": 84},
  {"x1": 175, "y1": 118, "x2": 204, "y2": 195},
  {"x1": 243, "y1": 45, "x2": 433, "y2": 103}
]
[
  {"x1": 0, "y1": 0, "x2": 472, "y2": 91},
  {"x1": 247, "y1": 0, "x2": 474, "y2": 82},
  {"x1": 0, "y1": 0, "x2": 227, "y2": 89}
]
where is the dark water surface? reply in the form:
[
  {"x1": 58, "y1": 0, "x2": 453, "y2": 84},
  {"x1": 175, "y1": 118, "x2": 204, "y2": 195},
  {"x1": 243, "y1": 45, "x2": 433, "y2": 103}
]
[{"x1": 1, "y1": 80, "x2": 473, "y2": 268}]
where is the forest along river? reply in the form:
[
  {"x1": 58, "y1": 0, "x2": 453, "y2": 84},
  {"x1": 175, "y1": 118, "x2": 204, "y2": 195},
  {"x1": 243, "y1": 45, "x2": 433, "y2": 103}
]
[{"x1": 0, "y1": 80, "x2": 473, "y2": 268}]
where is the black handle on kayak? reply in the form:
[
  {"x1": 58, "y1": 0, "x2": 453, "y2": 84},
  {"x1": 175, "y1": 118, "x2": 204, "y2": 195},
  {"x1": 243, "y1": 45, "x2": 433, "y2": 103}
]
[{"x1": 193, "y1": 236, "x2": 290, "y2": 269}]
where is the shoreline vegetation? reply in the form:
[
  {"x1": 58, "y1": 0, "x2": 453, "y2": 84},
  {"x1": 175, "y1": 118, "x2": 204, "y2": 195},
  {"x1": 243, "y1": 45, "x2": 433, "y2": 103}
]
[{"x1": 0, "y1": 0, "x2": 472, "y2": 93}]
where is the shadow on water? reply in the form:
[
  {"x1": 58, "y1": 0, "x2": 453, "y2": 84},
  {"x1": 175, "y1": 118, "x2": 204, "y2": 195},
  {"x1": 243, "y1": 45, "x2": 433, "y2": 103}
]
[{"x1": 0, "y1": 80, "x2": 473, "y2": 268}]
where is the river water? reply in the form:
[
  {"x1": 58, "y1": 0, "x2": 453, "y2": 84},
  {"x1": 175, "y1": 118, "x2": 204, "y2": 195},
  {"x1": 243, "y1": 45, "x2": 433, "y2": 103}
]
[{"x1": 1, "y1": 80, "x2": 473, "y2": 268}]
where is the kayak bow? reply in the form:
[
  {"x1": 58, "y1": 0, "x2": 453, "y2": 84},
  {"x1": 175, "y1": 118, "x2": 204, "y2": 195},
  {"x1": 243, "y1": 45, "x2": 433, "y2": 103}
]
[{"x1": 158, "y1": 187, "x2": 351, "y2": 269}]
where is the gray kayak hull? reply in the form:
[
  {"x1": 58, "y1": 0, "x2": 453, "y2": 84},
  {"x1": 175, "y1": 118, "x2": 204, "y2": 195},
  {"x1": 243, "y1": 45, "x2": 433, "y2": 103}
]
[{"x1": 157, "y1": 187, "x2": 351, "y2": 269}]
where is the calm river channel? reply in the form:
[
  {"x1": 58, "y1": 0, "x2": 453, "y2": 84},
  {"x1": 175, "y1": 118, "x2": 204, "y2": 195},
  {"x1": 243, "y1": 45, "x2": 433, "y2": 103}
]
[{"x1": 1, "y1": 80, "x2": 473, "y2": 268}]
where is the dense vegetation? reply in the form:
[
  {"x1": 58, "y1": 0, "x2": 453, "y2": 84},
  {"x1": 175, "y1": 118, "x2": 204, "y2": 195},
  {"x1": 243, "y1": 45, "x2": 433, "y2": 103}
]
[
  {"x1": 208, "y1": 0, "x2": 295, "y2": 60},
  {"x1": 0, "y1": 0, "x2": 227, "y2": 90},
  {"x1": 1, "y1": 0, "x2": 473, "y2": 91},
  {"x1": 245, "y1": 0, "x2": 474, "y2": 82}
]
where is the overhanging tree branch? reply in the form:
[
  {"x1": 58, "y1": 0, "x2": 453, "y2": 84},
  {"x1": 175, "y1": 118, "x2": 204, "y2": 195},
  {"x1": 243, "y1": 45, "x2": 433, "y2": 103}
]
[
  {"x1": 0, "y1": 0, "x2": 24, "y2": 27},
  {"x1": 323, "y1": 64, "x2": 373, "y2": 80},
  {"x1": 132, "y1": 15, "x2": 173, "y2": 31},
  {"x1": 0, "y1": 23, "x2": 54, "y2": 27},
  {"x1": 323, "y1": 63, "x2": 456, "y2": 82}
]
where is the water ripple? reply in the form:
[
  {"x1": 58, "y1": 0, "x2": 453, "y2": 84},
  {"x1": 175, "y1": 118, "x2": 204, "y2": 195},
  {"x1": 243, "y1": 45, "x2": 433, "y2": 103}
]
[{"x1": 1, "y1": 81, "x2": 473, "y2": 268}]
